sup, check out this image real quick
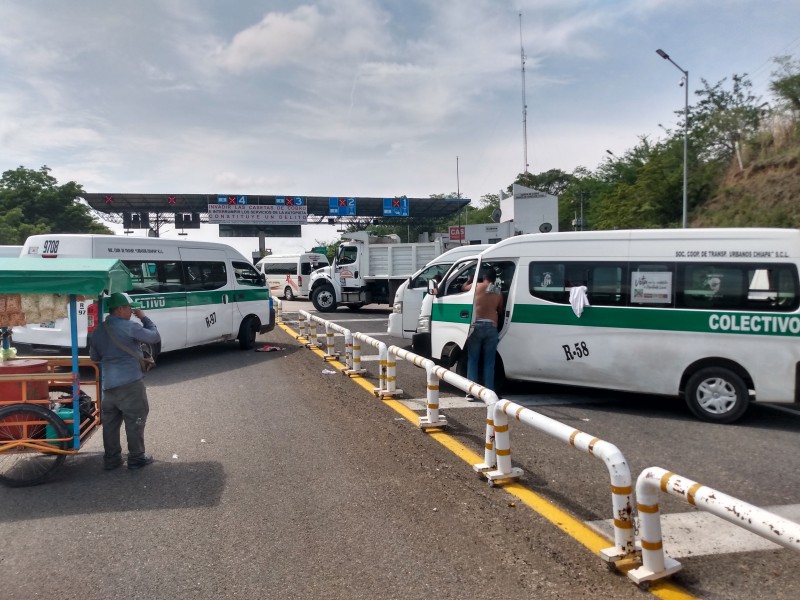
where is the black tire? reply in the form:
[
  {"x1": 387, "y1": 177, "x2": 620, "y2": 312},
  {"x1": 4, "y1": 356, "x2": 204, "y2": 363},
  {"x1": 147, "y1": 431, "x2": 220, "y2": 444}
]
[
  {"x1": 284, "y1": 286, "x2": 295, "y2": 301},
  {"x1": 238, "y1": 316, "x2": 260, "y2": 350},
  {"x1": 311, "y1": 284, "x2": 337, "y2": 312},
  {"x1": 139, "y1": 341, "x2": 161, "y2": 361},
  {"x1": 412, "y1": 332, "x2": 431, "y2": 357},
  {"x1": 685, "y1": 367, "x2": 750, "y2": 424},
  {"x1": 0, "y1": 404, "x2": 69, "y2": 487}
]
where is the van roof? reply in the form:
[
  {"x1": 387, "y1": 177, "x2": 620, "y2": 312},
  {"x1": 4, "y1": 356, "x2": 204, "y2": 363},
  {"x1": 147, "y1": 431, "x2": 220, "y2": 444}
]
[
  {"x1": 481, "y1": 228, "x2": 800, "y2": 257},
  {"x1": 427, "y1": 244, "x2": 491, "y2": 265}
]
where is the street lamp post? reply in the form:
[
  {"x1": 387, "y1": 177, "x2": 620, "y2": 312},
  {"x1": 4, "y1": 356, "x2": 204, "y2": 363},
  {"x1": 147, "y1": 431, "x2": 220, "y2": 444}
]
[{"x1": 656, "y1": 48, "x2": 689, "y2": 228}]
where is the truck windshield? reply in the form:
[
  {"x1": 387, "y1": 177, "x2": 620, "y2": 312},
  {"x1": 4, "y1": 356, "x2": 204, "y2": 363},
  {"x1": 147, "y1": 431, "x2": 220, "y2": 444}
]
[{"x1": 337, "y1": 245, "x2": 358, "y2": 265}]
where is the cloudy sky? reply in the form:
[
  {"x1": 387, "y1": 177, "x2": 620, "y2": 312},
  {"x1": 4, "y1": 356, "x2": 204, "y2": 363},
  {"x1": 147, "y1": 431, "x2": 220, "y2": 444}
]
[{"x1": 2, "y1": 0, "x2": 798, "y2": 255}]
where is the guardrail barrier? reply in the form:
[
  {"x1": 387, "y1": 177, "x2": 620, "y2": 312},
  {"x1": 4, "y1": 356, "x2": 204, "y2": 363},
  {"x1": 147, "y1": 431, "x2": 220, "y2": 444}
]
[
  {"x1": 276, "y1": 308, "x2": 800, "y2": 588},
  {"x1": 628, "y1": 466, "x2": 800, "y2": 587}
]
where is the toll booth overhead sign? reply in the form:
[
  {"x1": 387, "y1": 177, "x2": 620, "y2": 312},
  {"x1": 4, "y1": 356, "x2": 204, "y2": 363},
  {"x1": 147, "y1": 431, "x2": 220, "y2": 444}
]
[
  {"x1": 383, "y1": 197, "x2": 409, "y2": 217},
  {"x1": 207, "y1": 204, "x2": 307, "y2": 225},
  {"x1": 329, "y1": 197, "x2": 356, "y2": 216}
]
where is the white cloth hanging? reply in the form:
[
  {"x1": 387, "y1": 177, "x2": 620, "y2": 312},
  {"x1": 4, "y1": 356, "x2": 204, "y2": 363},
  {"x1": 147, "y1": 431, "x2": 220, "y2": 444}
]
[{"x1": 569, "y1": 286, "x2": 590, "y2": 318}]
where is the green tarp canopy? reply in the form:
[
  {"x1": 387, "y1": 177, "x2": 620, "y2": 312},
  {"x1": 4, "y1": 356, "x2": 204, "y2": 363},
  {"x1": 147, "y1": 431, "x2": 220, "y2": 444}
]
[{"x1": 0, "y1": 258, "x2": 132, "y2": 296}]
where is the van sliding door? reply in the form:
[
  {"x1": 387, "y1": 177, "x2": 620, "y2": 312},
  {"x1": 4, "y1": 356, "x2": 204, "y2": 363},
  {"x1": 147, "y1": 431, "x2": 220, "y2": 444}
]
[{"x1": 179, "y1": 248, "x2": 233, "y2": 346}]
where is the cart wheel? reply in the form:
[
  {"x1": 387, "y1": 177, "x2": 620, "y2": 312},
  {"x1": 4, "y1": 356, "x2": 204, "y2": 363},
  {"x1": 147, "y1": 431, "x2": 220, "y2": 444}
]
[{"x1": 0, "y1": 404, "x2": 69, "y2": 487}]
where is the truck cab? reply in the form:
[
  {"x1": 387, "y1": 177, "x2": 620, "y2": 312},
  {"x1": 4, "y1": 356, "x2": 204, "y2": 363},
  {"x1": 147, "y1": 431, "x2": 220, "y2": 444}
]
[{"x1": 309, "y1": 231, "x2": 443, "y2": 312}]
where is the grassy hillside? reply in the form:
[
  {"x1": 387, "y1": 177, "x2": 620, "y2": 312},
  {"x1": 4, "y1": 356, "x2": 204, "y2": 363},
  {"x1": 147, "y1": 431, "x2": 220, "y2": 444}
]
[{"x1": 692, "y1": 119, "x2": 800, "y2": 228}]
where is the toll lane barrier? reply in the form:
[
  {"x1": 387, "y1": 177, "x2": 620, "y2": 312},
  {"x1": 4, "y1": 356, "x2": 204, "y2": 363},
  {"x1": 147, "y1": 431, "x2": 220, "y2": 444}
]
[{"x1": 287, "y1": 310, "x2": 800, "y2": 587}]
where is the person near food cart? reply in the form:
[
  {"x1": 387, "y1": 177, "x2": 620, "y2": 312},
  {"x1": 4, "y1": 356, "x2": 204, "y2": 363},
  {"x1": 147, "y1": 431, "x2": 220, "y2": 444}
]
[
  {"x1": 464, "y1": 269, "x2": 503, "y2": 401},
  {"x1": 90, "y1": 292, "x2": 160, "y2": 470}
]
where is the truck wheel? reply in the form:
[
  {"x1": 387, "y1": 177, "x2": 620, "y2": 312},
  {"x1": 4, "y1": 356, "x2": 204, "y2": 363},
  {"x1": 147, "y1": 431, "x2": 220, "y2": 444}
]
[
  {"x1": 685, "y1": 367, "x2": 750, "y2": 423},
  {"x1": 312, "y1": 285, "x2": 337, "y2": 312},
  {"x1": 284, "y1": 287, "x2": 295, "y2": 301}
]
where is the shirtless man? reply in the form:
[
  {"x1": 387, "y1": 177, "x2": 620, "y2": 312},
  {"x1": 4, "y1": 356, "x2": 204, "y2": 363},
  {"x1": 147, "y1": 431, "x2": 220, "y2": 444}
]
[{"x1": 464, "y1": 269, "x2": 503, "y2": 399}]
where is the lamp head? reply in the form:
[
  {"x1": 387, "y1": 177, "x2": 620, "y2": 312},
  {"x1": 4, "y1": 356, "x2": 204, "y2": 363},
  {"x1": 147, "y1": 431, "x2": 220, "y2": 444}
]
[{"x1": 656, "y1": 49, "x2": 669, "y2": 60}]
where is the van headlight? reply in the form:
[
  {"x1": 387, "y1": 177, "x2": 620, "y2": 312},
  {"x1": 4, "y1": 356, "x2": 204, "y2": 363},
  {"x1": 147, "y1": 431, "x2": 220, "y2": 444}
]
[
  {"x1": 392, "y1": 300, "x2": 403, "y2": 314},
  {"x1": 417, "y1": 314, "x2": 430, "y2": 333}
]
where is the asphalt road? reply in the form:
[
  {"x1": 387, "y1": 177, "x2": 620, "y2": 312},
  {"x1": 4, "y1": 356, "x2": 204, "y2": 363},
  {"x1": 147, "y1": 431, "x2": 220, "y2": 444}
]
[{"x1": 1, "y1": 299, "x2": 798, "y2": 599}]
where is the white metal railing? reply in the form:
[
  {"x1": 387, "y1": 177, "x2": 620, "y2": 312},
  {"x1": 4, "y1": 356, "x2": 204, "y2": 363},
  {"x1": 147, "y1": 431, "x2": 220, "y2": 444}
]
[
  {"x1": 283, "y1": 309, "x2": 800, "y2": 584},
  {"x1": 627, "y1": 466, "x2": 800, "y2": 586},
  {"x1": 483, "y1": 399, "x2": 637, "y2": 564}
]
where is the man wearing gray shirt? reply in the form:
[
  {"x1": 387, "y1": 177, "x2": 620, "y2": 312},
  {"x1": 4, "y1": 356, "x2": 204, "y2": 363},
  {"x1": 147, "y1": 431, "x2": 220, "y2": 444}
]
[{"x1": 90, "y1": 292, "x2": 160, "y2": 470}]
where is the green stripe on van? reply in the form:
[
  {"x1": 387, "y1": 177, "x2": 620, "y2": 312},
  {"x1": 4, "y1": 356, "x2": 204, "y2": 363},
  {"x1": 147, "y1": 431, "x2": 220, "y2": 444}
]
[
  {"x1": 107, "y1": 288, "x2": 270, "y2": 312},
  {"x1": 432, "y1": 302, "x2": 473, "y2": 323},
  {"x1": 511, "y1": 304, "x2": 800, "y2": 337}
]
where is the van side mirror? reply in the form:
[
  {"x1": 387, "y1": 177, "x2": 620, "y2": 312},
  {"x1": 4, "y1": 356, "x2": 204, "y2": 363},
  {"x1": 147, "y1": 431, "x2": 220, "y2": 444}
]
[{"x1": 427, "y1": 279, "x2": 439, "y2": 296}]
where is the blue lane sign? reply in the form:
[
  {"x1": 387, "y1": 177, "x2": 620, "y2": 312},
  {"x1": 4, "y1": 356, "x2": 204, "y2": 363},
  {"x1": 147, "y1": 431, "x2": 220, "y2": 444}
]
[
  {"x1": 276, "y1": 196, "x2": 305, "y2": 206},
  {"x1": 218, "y1": 195, "x2": 246, "y2": 205},
  {"x1": 329, "y1": 197, "x2": 356, "y2": 216},
  {"x1": 383, "y1": 197, "x2": 409, "y2": 217}
]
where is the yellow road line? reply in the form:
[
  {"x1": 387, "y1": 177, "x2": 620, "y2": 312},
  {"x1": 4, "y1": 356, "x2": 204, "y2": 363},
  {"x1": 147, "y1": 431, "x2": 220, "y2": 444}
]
[{"x1": 276, "y1": 320, "x2": 699, "y2": 599}]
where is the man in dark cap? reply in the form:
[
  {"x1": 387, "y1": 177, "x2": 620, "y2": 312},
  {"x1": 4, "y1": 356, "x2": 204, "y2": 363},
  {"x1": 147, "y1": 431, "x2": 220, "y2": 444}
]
[{"x1": 90, "y1": 292, "x2": 160, "y2": 470}]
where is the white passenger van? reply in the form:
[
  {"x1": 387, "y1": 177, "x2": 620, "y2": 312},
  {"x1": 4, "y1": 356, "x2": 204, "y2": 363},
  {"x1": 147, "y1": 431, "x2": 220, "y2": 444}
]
[
  {"x1": 424, "y1": 228, "x2": 800, "y2": 423},
  {"x1": 13, "y1": 234, "x2": 274, "y2": 355},
  {"x1": 255, "y1": 252, "x2": 329, "y2": 300},
  {"x1": 388, "y1": 244, "x2": 490, "y2": 340}
]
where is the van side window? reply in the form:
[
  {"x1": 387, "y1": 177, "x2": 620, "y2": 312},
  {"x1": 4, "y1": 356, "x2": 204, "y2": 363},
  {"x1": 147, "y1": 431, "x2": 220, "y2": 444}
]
[
  {"x1": 123, "y1": 260, "x2": 182, "y2": 294},
  {"x1": 411, "y1": 265, "x2": 448, "y2": 289},
  {"x1": 233, "y1": 261, "x2": 264, "y2": 287},
  {"x1": 443, "y1": 261, "x2": 478, "y2": 295},
  {"x1": 530, "y1": 263, "x2": 566, "y2": 302},
  {"x1": 630, "y1": 263, "x2": 673, "y2": 306},
  {"x1": 678, "y1": 263, "x2": 799, "y2": 311},
  {"x1": 301, "y1": 262, "x2": 313, "y2": 276},
  {"x1": 529, "y1": 262, "x2": 626, "y2": 306},
  {"x1": 184, "y1": 261, "x2": 227, "y2": 291}
]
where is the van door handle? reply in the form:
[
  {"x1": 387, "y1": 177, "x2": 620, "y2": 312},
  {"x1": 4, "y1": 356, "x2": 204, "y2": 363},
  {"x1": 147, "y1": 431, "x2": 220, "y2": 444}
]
[
  {"x1": 460, "y1": 310, "x2": 470, "y2": 319},
  {"x1": 222, "y1": 294, "x2": 229, "y2": 304}
]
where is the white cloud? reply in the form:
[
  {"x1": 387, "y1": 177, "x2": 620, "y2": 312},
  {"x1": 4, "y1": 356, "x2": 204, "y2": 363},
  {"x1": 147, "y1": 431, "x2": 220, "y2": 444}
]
[{"x1": 215, "y1": 5, "x2": 324, "y2": 73}]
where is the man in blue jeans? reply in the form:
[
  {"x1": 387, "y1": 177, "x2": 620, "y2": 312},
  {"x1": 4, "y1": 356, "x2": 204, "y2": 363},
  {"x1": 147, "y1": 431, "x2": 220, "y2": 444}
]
[
  {"x1": 463, "y1": 269, "x2": 503, "y2": 400},
  {"x1": 90, "y1": 292, "x2": 161, "y2": 470}
]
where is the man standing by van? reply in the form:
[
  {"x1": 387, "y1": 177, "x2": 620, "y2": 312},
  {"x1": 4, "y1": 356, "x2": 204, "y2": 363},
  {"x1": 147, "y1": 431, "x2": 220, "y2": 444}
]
[
  {"x1": 90, "y1": 293, "x2": 160, "y2": 470},
  {"x1": 464, "y1": 269, "x2": 503, "y2": 400}
]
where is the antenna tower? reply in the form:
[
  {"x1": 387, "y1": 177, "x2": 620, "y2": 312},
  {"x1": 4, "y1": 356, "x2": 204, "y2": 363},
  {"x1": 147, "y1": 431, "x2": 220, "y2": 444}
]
[{"x1": 519, "y1": 12, "x2": 529, "y2": 174}]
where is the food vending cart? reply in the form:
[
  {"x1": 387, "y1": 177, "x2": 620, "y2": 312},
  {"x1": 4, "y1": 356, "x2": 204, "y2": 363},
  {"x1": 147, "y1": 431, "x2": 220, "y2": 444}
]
[{"x1": 0, "y1": 257, "x2": 132, "y2": 486}]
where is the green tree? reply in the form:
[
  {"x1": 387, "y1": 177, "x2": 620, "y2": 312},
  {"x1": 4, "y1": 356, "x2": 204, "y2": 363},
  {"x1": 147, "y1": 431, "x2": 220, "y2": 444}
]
[
  {"x1": 690, "y1": 74, "x2": 763, "y2": 163},
  {"x1": 511, "y1": 169, "x2": 572, "y2": 197},
  {"x1": 0, "y1": 166, "x2": 111, "y2": 244},
  {"x1": 771, "y1": 55, "x2": 800, "y2": 112}
]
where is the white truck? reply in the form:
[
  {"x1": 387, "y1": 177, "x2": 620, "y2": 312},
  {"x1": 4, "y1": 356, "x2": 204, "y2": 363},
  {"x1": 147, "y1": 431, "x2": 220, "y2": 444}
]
[{"x1": 309, "y1": 231, "x2": 444, "y2": 312}]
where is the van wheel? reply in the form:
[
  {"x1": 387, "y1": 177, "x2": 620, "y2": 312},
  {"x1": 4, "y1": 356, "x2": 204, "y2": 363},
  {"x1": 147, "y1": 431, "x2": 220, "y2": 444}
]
[
  {"x1": 312, "y1": 285, "x2": 337, "y2": 312},
  {"x1": 685, "y1": 367, "x2": 750, "y2": 423},
  {"x1": 238, "y1": 316, "x2": 259, "y2": 350},
  {"x1": 283, "y1": 287, "x2": 295, "y2": 301},
  {"x1": 140, "y1": 341, "x2": 161, "y2": 361}
]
